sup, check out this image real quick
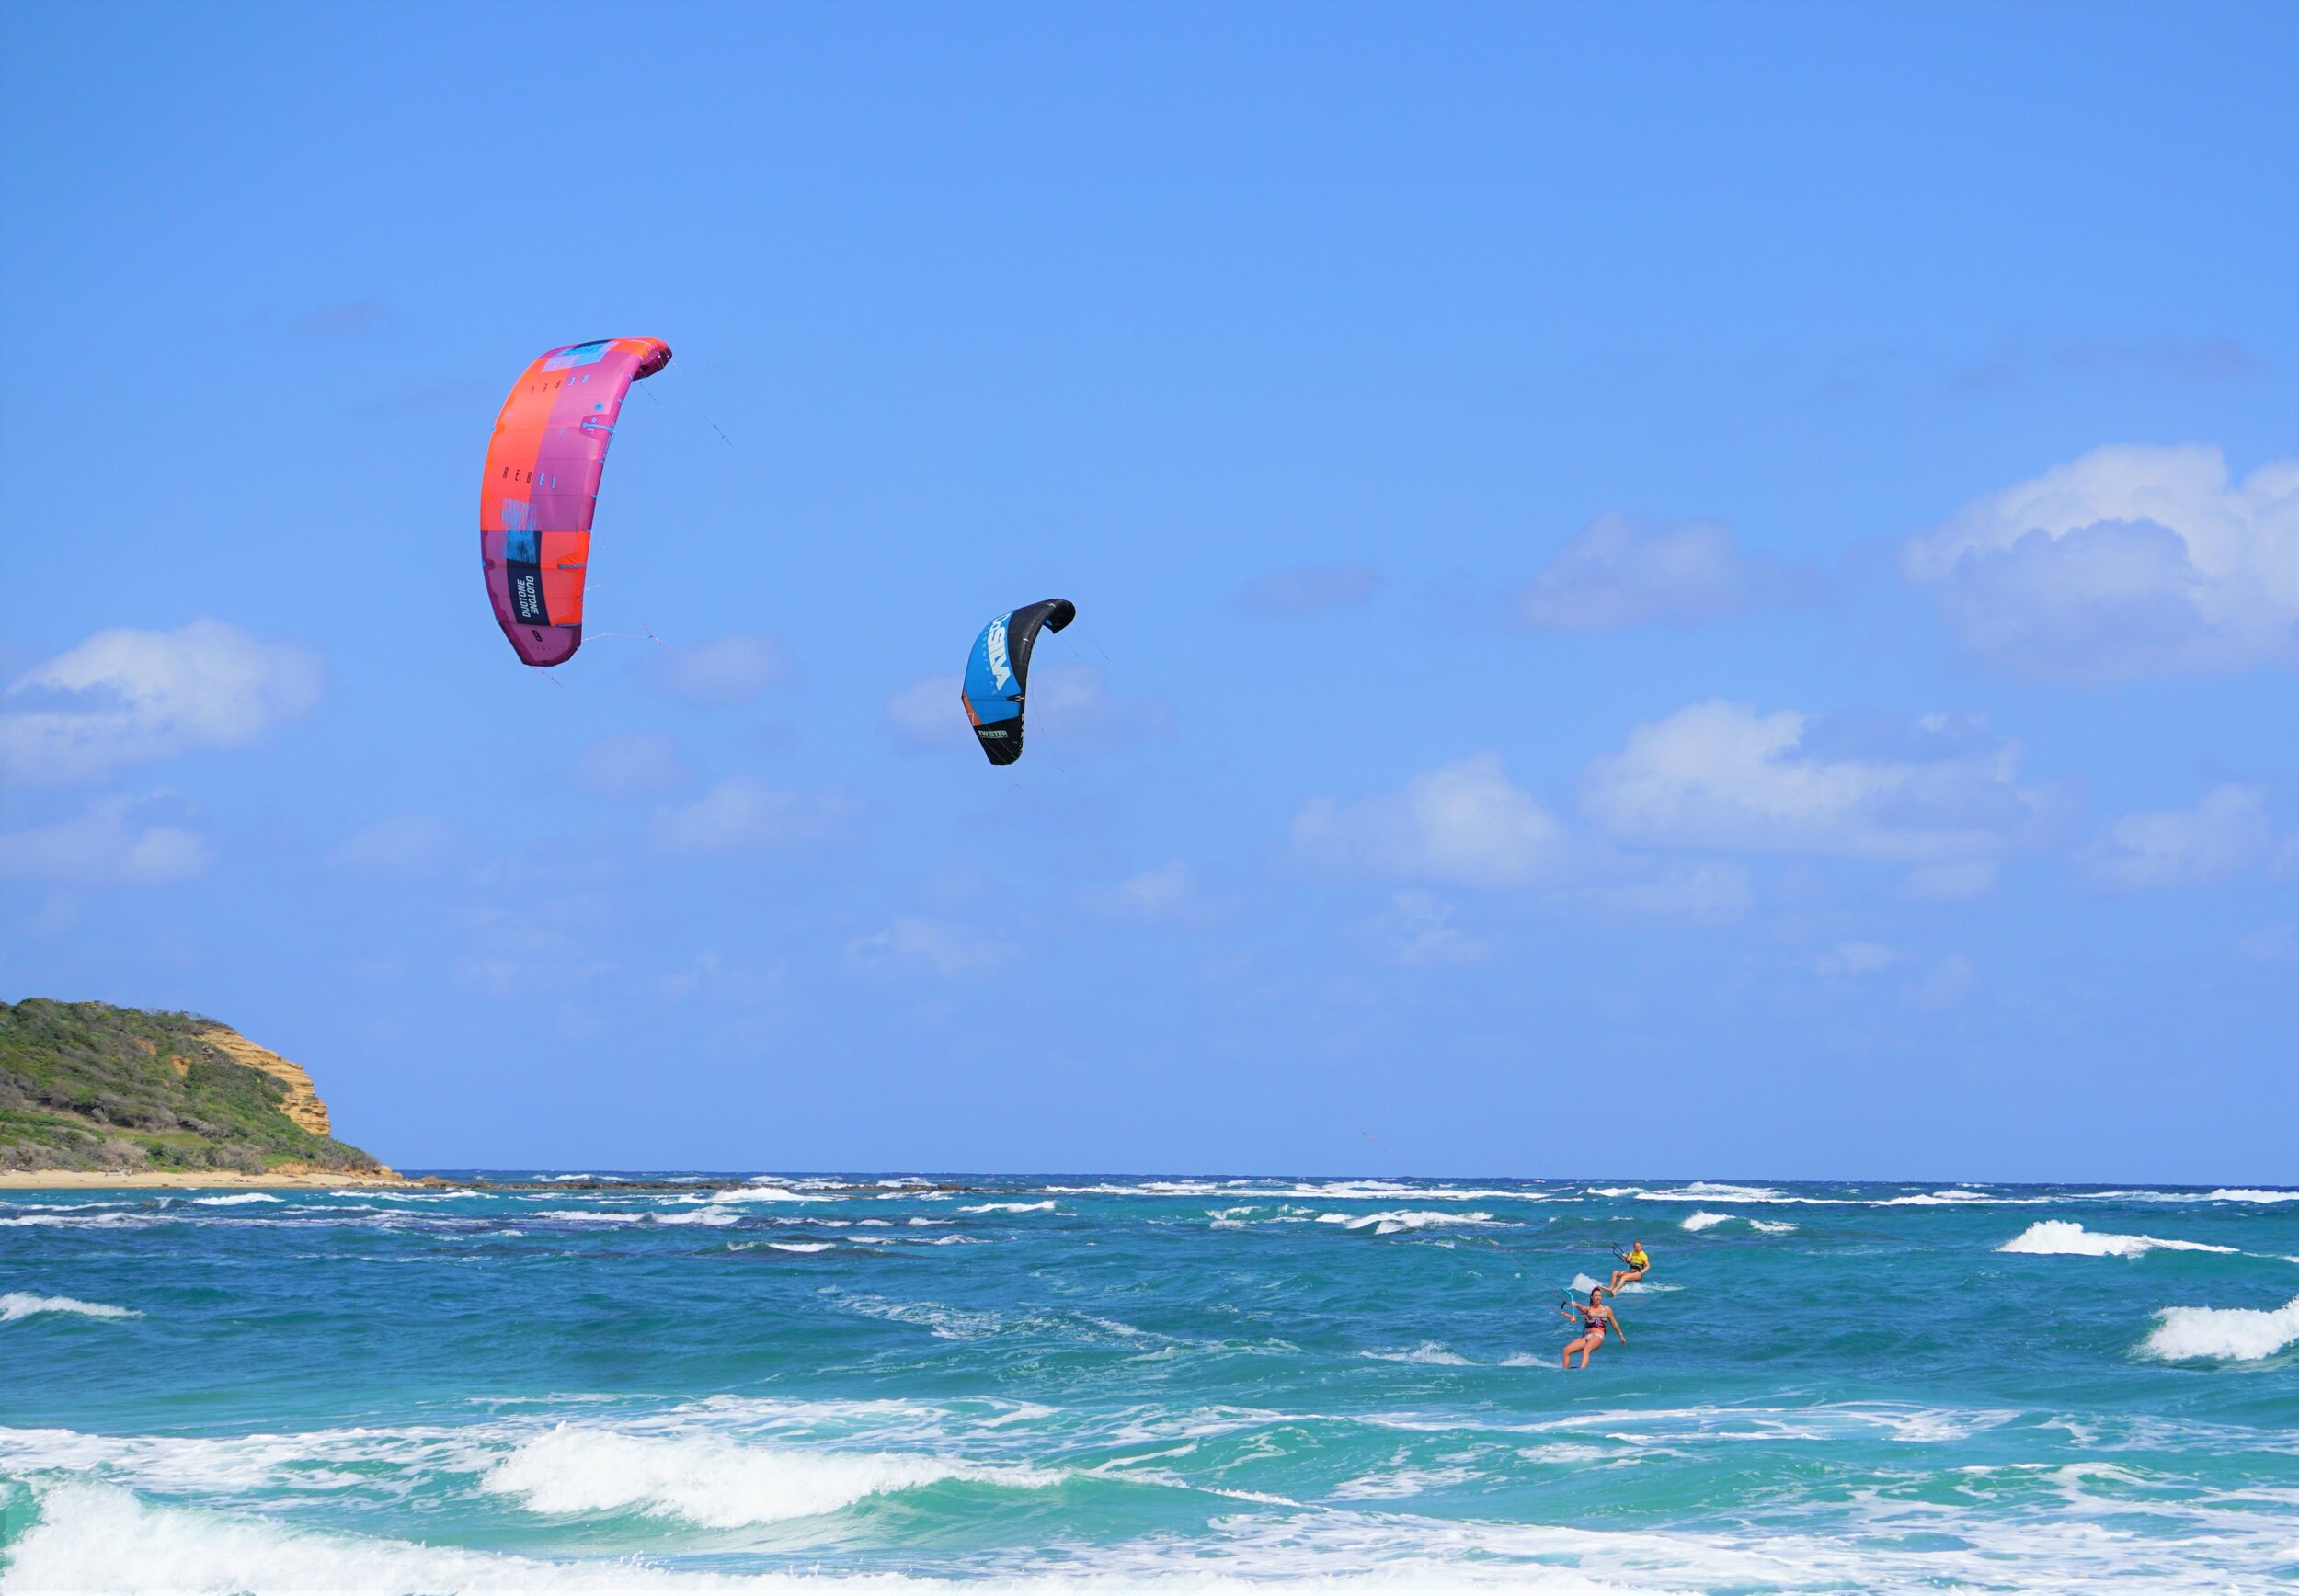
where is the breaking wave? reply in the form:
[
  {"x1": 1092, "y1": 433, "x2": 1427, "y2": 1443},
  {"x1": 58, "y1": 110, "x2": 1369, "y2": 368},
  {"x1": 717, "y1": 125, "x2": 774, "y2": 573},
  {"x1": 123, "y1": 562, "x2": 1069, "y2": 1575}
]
[
  {"x1": 1314, "y1": 1210, "x2": 1497, "y2": 1236},
  {"x1": 2141, "y1": 1296, "x2": 2299, "y2": 1363},
  {"x1": 0, "y1": 1292, "x2": 139, "y2": 1323},
  {"x1": 1999, "y1": 1222, "x2": 2237, "y2": 1259},
  {"x1": 482, "y1": 1425, "x2": 1058, "y2": 1526}
]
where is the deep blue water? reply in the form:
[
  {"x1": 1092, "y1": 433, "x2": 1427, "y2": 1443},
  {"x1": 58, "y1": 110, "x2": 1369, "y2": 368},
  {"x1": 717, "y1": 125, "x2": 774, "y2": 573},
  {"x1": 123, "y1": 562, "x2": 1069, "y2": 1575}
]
[{"x1": 3, "y1": 1175, "x2": 2295, "y2": 1592}]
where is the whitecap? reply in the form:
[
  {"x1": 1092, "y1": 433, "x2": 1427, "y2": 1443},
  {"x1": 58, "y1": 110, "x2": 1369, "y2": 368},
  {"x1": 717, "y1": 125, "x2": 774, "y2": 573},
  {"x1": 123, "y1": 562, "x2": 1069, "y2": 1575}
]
[
  {"x1": 960, "y1": 1201, "x2": 1055, "y2": 1214},
  {"x1": 482, "y1": 1426, "x2": 1058, "y2": 1526},
  {"x1": 190, "y1": 1192, "x2": 282, "y2": 1206},
  {"x1": 1359, "y1": 1342, "x2": 1471, "y2": 1365},
  {"x1": 2000, "y1": 1221, "x2": 2237, "y2": 1259},
  {"x1": 0, "y1": 1293, "x2": 140, "y2": 1323},
  {"x1": 1329, "y1": 1465, "x2": 1476, "y2": 1499},
  {"x1": 1680, "y1": 1211, "x2": 1733, "y2": 1231},
  {"x1": 767, "y1": 1242, "x2": 833, "y2": 1253},
  {"x1": 2143, "y1": 1296, "x2": 2299, "y2": 1362},
  {"x1": 1315, "y1": 1209, "x2": 1496, "y2": 1236},
  {"x1": 2209, "y1": 1188, "x2": 2299, "y2": 1203},
  {"x1": 653, "y1": 1208, "x2": 738, "y2": 1227}
]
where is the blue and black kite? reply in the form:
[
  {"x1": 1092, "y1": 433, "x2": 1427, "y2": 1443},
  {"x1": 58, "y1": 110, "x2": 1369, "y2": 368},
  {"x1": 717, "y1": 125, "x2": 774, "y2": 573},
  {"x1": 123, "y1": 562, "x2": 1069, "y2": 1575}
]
[{"x1": 961, "y1": 598, "x2": 1076, "y2": 766}]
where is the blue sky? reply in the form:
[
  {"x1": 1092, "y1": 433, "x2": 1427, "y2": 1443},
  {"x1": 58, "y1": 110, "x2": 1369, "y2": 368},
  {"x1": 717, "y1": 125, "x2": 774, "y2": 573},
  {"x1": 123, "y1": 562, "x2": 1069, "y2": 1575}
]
[{"x1": 3, "y1": 2, "x2": 2293, "y2": 1180}]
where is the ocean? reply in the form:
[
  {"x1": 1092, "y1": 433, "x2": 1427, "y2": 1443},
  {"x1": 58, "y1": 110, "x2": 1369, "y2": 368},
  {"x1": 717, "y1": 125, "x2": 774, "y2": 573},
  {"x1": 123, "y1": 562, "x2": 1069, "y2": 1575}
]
[{"x1": 2, "y1": 1175, "x2": 2294, "y2": 1592}]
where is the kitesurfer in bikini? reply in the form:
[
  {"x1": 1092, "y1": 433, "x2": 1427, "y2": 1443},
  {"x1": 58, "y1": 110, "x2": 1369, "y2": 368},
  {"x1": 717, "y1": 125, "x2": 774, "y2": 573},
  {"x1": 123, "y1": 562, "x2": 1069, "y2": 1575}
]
[
  {"x1": 1609, "y1": 1240, "x2": 1651, "y2": 1293},
  {"x1": 1559, "y1": 1284, "x2": 1625, "y2": 1369}
]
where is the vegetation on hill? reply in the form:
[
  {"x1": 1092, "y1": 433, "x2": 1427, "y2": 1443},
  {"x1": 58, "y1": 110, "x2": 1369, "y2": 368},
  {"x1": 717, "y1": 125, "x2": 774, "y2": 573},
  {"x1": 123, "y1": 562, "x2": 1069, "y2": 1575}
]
[{"x1": 0, "y1": 999, "x2": 385, "y2": 1174}]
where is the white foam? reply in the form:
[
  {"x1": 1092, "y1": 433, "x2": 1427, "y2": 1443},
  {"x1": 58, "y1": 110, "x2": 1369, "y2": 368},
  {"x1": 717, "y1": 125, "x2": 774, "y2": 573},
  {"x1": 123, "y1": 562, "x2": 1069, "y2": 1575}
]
[
  {"x1": 652, "y1": 1208, "x2": 738, "y2": 1227},
  {"x1": 0, "y1": 1210, "x2": 154, "y2": 1229},
  {"x1": 1570, "y1": 1273, "x2": 1673, "y2": 1295},
  {"x1": 1314, "y1": 1209, "x2": 1497, "y2": 1236},
  {"x1": 190, "y1": 1193, "x2": 281, "y2": 1206},
  {"x1": 11, "y1": 1474, "x2": 2291, "y2": 1594},
  {"x1": 531, "y1": 1210, "x2": 646, "y2": 1225},
  {"x1": 768, "y1": 1242, "x2": 833, "y2": 1253},
  {"x1": 2000, "y1": 1221, "x2": 2237, "y2": 1259},
  {"x1": 1680, "y1": 1211, "x2": 1732, "y2": 1231},
  {"x1": 0, "y1": 1292, "x2": 140, "y2": 1323},
  {"x1": 707, "y1": 1185, "x2": 833, "y2": 1205},
  {"x1": 2143, "y1": 1296, "x2": 2299, "y2": 1362},
  {"x1": 1328, "y1": 1465, "x2": 1476, "y2": 1499},
  {"x1": 961, "y1": 1201, "x2": 1056, "y2": 1214},
  {"x1": 481, "y1": 1425, "x2": 1057, "y2": 1526},
  {"x1": 2209, "y1": 1188, "x2": 2299, "y2": 1203},
  {"x1": 1623, "y1": 1181, "x2": 1785, "y2": 1203},
  {"x1": 1359, "y1": 1342, "x2": 1471, "y2": 1365},
  {"x1": 1749, "y1": 1218, "x2": 1797, "y2": 1234}
]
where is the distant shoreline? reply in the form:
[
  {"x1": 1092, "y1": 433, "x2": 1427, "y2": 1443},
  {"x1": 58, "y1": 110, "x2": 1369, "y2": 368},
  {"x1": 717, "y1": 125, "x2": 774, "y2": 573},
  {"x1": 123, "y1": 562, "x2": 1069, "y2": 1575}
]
[{"x1": 0, "y1": 1168, "x2": 418, "y2": 1191}]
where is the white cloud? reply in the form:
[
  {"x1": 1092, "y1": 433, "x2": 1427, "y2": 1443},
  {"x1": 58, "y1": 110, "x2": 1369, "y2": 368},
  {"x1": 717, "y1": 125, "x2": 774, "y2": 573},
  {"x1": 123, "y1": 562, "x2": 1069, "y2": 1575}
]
[
  {"x1": 649, "y1": 778, "x2": 844, "y2": 855},
  {"x1": 1241, "y1": 564, "x2": 1381, "y2": 616},
  {"x1": 1903, "y1": 444, "x2": 2298, "y2": 678},
  {"x1": 568, "y1": 732, "x2": 690, "y2": 799},
  {"x1": 0, "y1": 795, "x2": 207, "y2": 884},
  {"x1": 644, "y1": 633, "x2": 795, "y2": 705},
  {"x1": 0, "y1": 620, "x2": 321, "y2": 783},
  {"x1": 332, "y1": 815, "x2": 454, "y2": 874},
  {"x1": 2086, "y1": 784, "x2": 2276, "y2": 889},
  {"x1": 848, "y1": 916, "x2": 1010, "y2": 976},
  {"x1": 1583, "y1": 701, "x2": 2038, "y2": 878},
  {"x1": 1517, "y1": 512, "x2": 1810, "y2": 630},
  {"x1": 1295, "y1": 752, "x2": 1566, "y2": 888}
]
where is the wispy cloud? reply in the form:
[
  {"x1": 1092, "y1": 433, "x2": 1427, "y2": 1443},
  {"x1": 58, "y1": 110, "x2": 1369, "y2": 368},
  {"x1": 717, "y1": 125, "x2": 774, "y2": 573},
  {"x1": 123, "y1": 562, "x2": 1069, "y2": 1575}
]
[
  {"x1": 644, "y1": 633, "x2": 796, "y2": 706},
  {"x1": 649, "y1": 778, "x2": 845, "y2": 855},
  {"x1": 332, "y1": 815, "x2": 455, "y2": 875},
  {"x1": 1239, "y1": 564, "x2": 1381, "y2": 617},
  {"x1": 1956, "y1": 335, "x2": 2262, "y2": 395},
  {"x1": 1296, "y1": 752, "x2": 1566, "y2": 888},
  {"x1": 848, "y1": 916, "x2": 1011, "y2": 976},
  {"x1": 0, "y1": 794, "x2": 207, "y2": 884},
  {"x1": 2086, "y1": 784, "x2": 2278, "y2": 890},
  {"x1": 0, "y1": 620, "x2": 321, "y2": 784},
  {"x1": 1516, "y1": 512, "x2": 1816, "y2": 631},
  {"x1": 567, "y1": 732, "x2": 691, "y2": 800}
]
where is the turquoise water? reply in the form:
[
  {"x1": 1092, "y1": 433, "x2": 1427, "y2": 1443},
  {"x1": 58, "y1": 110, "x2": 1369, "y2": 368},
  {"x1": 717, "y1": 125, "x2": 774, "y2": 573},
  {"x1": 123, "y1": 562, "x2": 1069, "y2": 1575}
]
[{"x1": 3, "y1": 1175, "x2": 2295, "y2": 1592}]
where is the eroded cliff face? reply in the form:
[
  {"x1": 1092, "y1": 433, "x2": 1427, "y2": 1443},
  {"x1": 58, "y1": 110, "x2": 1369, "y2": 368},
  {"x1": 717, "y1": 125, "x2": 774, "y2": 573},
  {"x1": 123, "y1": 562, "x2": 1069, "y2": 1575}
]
[{"x1": 196, "y1": 1025, "x2": 331, "y2": 1137}]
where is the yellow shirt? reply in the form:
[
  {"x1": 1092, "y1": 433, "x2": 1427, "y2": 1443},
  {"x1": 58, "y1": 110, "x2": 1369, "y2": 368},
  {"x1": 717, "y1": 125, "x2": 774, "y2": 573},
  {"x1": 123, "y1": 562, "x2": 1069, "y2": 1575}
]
[{"x1": 1628, "y1": 1250, "x2": 1649, "y2": 1268}]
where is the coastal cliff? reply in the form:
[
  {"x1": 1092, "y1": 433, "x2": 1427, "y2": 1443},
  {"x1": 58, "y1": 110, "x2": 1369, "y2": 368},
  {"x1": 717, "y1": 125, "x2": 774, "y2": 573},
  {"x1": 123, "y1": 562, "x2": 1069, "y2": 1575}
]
[{"x1": 0, "y1": 999, "x2": 399, "y2": 1182}]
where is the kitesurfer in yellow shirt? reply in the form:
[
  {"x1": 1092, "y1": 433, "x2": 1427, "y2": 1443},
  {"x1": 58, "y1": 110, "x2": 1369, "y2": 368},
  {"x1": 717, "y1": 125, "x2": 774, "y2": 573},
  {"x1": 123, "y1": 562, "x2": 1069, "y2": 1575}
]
[{"x1": 1609, "y1": 1241, "x2": 1651, "y2": 1293}]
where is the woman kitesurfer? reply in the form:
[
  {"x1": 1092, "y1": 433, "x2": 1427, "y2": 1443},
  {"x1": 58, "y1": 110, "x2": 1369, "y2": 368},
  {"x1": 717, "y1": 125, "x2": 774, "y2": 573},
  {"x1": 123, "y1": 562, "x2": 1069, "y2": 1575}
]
[
  {"x1": 1609, "y1": 1240, "x2": 1651, "y2": 1293},
  {"x1": 1559, "y1": 1284, "x2": 1625, "y2": 1369}
]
